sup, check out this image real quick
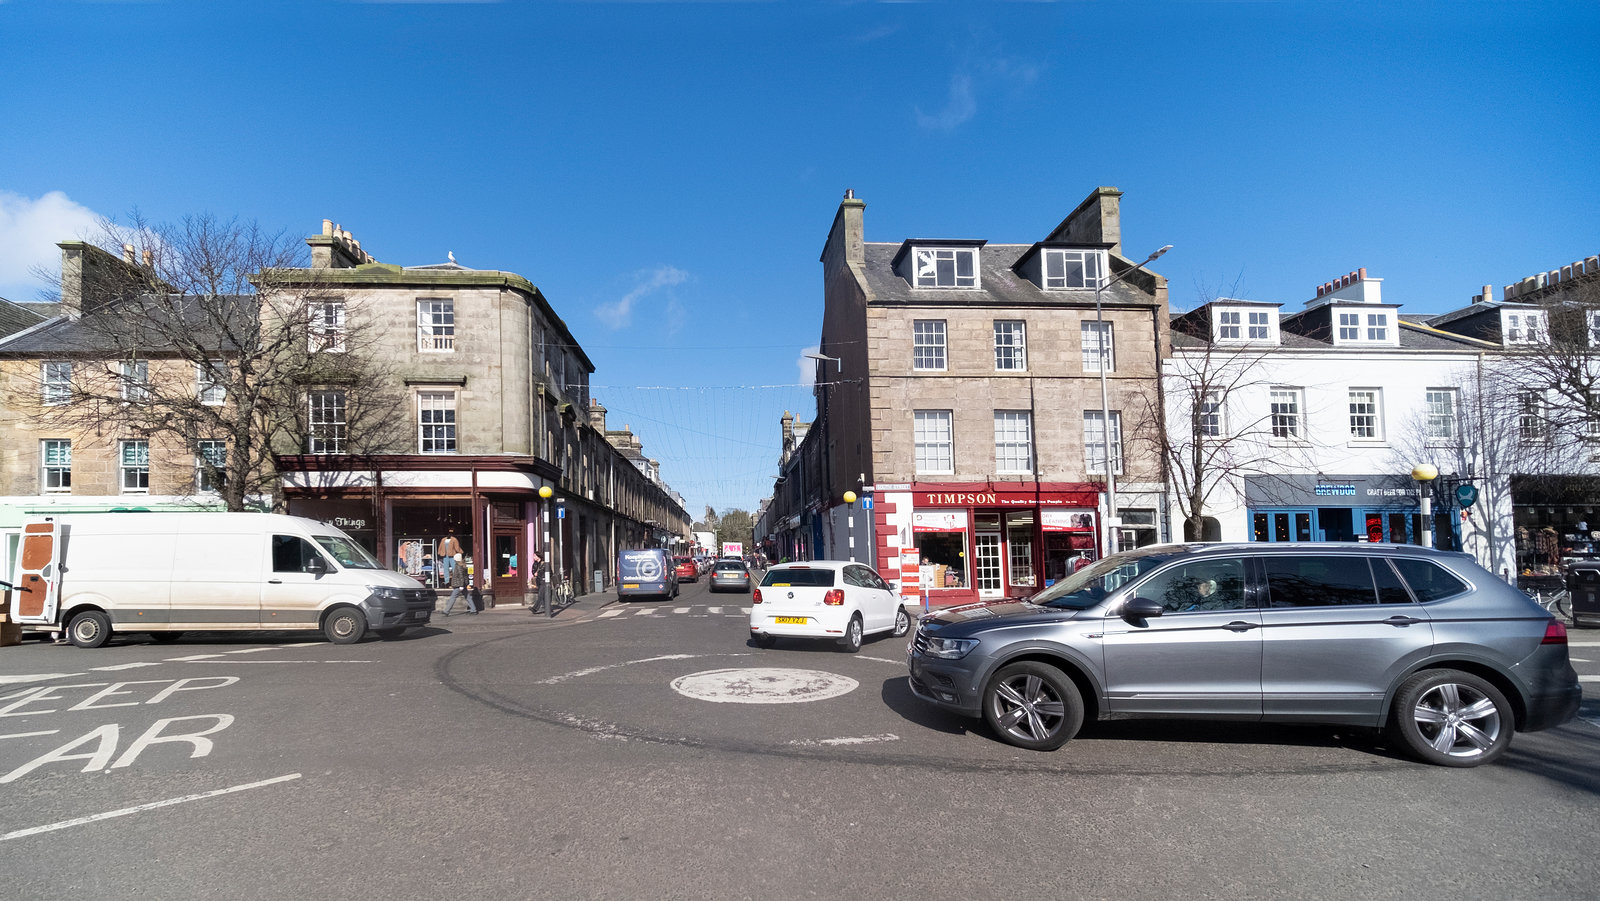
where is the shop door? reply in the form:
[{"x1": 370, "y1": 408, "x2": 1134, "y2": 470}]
[
  {"x1": 1250, "y1": 510, "x2": 1314, "y2": 542},
  {"x1": 974, "y1": 533, "x2": 1004, "y2": 599},
  {"x1": 1004, "y1": 512, "x2": 1036, "y2": 596}
]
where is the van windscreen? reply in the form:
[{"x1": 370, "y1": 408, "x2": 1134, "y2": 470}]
[{"x1": 314, "y1": 535, "x2": 380, "y2": 570}]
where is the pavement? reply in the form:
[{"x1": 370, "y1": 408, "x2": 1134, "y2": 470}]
[{"x1": 432, "y1": 584, "x2": 620, "y2": 623}]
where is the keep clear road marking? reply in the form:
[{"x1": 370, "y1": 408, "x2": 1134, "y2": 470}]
[{"x1": 0, "y1": 773, "x2": 303, "y2": 843}]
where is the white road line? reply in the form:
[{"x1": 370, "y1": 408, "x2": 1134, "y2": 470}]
[
  {"x1": 787, "y1": 733, "x2": 900, "y2": 747},
  {"x1": 634, "y1": 609, "x2": 658, "y2": 616},
  {"x1": 1568, "y1": 641, "x2": 1600, "y2": 647},
  {"x1": 538, "y1": 653, "x2": 731, "y2": 686},
  {"x1": 1579, "y1": 675, "x2": 1600, "y2": 683},
  {"x1": 741, "y1": 608, "x2": 752, "y2": 614},
  {"x1": 224, "y1": 648, "x2": 276, "y2": 655},
  {"x1": 856, "y1": 655, "x2": 907, "y2": 666},
  {"x1": 597, "y1": 609, "x2": 625, "y2": 618},
  {"x1": 282, "y1": 642, "x2": 322, "y2": 648},
  {"x1": 1571, "y1": 657, "x2": 1590, "y2": 663},
  {"x1": 0, "y1": 673, "x2": 84, "y2": 687},
  {"x1": 183, "y1": 660, "x2": 373, "y2": 664},
  {"x1": 674, "y1": 607, "x2": 690, "y2": 614},
  {"x1": 0, "y1": 730, "x2": 59, "y2": 741},
  {"x1": 166, "y1": 654, "x2": 227, "y2": 662},
  {"x1": 707, "y1": 607, "x2": 722, "y2": 614},
  {"x1": 91, "y1": 662, "x2": 165, "y2": 671},
  {"x1": 0, "y1": 773, "x2": 303, "y2": 843}
]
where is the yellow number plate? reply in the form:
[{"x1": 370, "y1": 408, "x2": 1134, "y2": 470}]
[
  {"x1": 623, "y1": 584, "x2": 639, "y2": 590},
  {"x1": 774, "y1": 616, "x2": 808, "y2": 625}
]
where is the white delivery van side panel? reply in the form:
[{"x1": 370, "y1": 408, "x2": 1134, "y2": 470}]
[
  {"x1": 175, "y1": 528, "x2": 267, "y2": 628},
  {"x1": 58, "y1": 521, "x2": 176, "y2": 627}
]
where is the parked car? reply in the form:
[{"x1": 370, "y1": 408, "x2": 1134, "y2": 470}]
[
  {"x1": 907, "y1": 542, "x2": 1580, "y2": 767},
  {"x1": 750, "y1": 560, "x2": 910, "y2": 652},
  {"x1": 675, "y1": 556, "x2": 699, "y2": 582},
  {"x1": 709, "y1": 560, "x2": 752, "y2": 593},
  {"x1": 617, "y1": 548, "x2": 679, "y2": 601}
]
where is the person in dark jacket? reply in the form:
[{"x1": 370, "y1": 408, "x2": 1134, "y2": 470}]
[{"x1": 441, "y1": 554, "x2": 477, "y2": 615}]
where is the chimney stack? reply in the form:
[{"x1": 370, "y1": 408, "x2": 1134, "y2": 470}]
[{"x1": 122, "y1": 243, "x2": 136, "y2": 264}]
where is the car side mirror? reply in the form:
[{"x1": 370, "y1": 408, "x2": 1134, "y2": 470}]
[
  {"x1": 1122, "y1": 597, "x2": 1163, "y2": 622},
  {"x1": 306, "y1": 555, "x2": 329, "y2": 575}
]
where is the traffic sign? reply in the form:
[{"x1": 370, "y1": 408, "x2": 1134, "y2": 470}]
[
  {"x1": 862, "y1": 497, "x2": 873, "y2": 510},
  {"x1": 1456, "y1": 484, "x2": 1479, "y2": 507}
]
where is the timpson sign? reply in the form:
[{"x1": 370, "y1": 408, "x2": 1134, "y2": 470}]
[{"x1": 915, "y1": 490, "x2": 1097, "y2": 508}]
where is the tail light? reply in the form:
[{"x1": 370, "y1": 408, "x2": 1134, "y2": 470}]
[
  {"x1": 752, "y1": 588, "x2": 763, "y2": 604},
  {"x1": 1542, "y1": 620, "x2": 1568, "y2": 645},
  {"x1": 824, "y1": 589, "x2": 845, "y2": 606}
]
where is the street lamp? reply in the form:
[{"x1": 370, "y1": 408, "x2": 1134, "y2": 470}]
[
  {"x1": 538, "y1": 485, "x2": 554, "y2": 614},
  {"x1": 1412, "y1": 463, "x2": 1439, "y2": 548},
  {"x1": 843, "y1": 490, "x2": 858, "y2": 562},
  {"x1": 1095, "y1": 244, "x2": 1172, "y2": 557},
  {"x1": 804, "y1": 351, "x2": 842, "y2": 373}
]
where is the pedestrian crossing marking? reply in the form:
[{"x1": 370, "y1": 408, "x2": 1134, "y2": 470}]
[
  {"x1": 674, "y1": 607, "x2": 690, "y2": 614},
  {"x1": 597, "y1": 604, "x2": 750, "y2": 620},
  {"x1": 707, "y1": 607, "x2": 721, "y2": 614},
  {"x1": 598, "y1": 610, "x2": 625, "y2": 618}
]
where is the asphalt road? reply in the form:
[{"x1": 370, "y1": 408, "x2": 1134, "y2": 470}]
[{"x1": 2, "y1": 579, "x2": 1598, "y2": 901}]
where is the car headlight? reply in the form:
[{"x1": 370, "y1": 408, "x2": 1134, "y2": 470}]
[
  {"x1": 923, "y1": 637, "x2": 978, "y2": 659},
  {"x1": 366, "y1": 586, "x2": 405, "y2": 602}
]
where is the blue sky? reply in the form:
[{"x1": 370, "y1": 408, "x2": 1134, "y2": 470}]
[{"x1": 2, "y1": 1, "x2": 1596, "y2": 518}]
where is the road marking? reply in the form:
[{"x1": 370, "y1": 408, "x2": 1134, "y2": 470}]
[
  {"x1": 0, "y1": 674, "x2": 84, "y2": 687},
  {"x1": 181, "y1": 660, "x2": 373, "y2": 664},
  {"x1": 165, "y1": 654, "x2": 227, "y2": 662},
  {"x1": 282, "y1": 642, "x2": 321, "y2": 648},
  {"x1": 741, "y1": 607, "x2": 752, "y2": 614},
  {"x1": 537, "y1": 653, "x2": 711, "y2": 686},
  {"x1": 634, "y1": 608, "x2": 659, "y2": 616},
  {"x1": 92, "y1": 662, "x2": 165, "y2": 672},
  {"x1": 707, "y1": 607, "x2": 722, "y2": 614},
  {"x1": 671, "y1": 668, "x2": 859, "y2": 704},
  {"x1": 1568, "y1": 641, "x2": 1600, "y2": 647},
  {"x1": 1578, "y1": 675, "x2": 1600, "y2": 683},
  {"x1": 674, "y1": 607, "x2": 690, "y2": 614},
  {"x1": 597, "y1": 609, "x2": 625, "y2": 618},
  {"x1": 787, "y1": 733, "x2": 900, "y2": 747},
  {"x1": 0, "y1": 730, "x2": 59, "y2": 741},
  {"x1": 1571, "y1": 657, "x2": 1590, "y2": 663},
  {"x1": 0, "y1": 773, "x2": 302, "y2": 843},
  {"x1": 224, "y1": 648, "x2": 276, "y2": 655},
  {"x1": 857, "y1": 655, "x2": 906, "y2": 666}
]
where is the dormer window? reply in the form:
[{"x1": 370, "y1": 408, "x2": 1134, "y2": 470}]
[
  {"x1": 914, "y1": 247, "x2": 979, "y2": 289},
  {"x1": 1333, "y1": 309, "x2": 1394, "y2": 345},
  {"x1": 1214, "y1": 307, "x2": 1278, "y2": 344},
  {"x1": 1504, "y1": 310, "x2": 1547, "y2": 345},
  {"x1": 1043, "y1": 248, "x2": 1104, "y2": 289}
]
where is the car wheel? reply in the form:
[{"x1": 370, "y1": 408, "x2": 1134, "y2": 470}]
[
  {"x1": 983, "y1": 661, "x2": 1085, "y2": 752},
  {"x1": 838, "y1": 615, "x2": 863, "y2": 653},
  {"x1": 1388, "y1": 669, "x2": 1513, "y2": 767},
  {"x1": 67, "y1": 610, "x2": 112, "y2": 649},
  {"x1": 891, "y1": 606, "x2": 911, "y2": 638},
  {"x1": 323, "y1": 606, "x2": 368, "y2": 645}
]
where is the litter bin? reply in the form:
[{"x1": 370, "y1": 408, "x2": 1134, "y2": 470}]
[
  {"x1": 593, "y1": 570, "x2": 604, "y2": 594},
  {"x1": 1565, "y1": 563, "x2": 1600, "y2": 628}
]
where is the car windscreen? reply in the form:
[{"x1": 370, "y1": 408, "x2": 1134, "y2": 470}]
[
  {"x1": 760, "y1": 568, "x2": 835, "y2": 588},
  {"x1": 312, "y1": 535, "x2": 381, "y2": 570},
  {"x1": 1032, "y1": 549, "x2": 1176, "y2": 609}
]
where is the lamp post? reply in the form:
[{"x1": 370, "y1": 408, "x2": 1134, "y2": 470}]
[
  {"x1": 1095, "y1": 243, "x2": 1172, "y2": 557},
  {"x1": 843, "y1": 490, "x2": 858, "y2": 562},
  {"x1": 538, "y1": 485, "x2": 553, "y2": 614},
  {"x1": 1411, "y1": 463, "x2": 1439, "y2": 548}
]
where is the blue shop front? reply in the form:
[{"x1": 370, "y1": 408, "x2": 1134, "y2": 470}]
[{"x1": 1245, "y1": 474, "x2": 1460, "y2": 549}]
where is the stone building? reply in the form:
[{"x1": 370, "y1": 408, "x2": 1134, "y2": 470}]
[{"x1": 787, "y1": 187, "x2": 1170, "y2": 605}]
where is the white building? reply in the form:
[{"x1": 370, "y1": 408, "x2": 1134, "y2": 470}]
[{"x1": 1164, "y1": 268, "x2": 1517, "y2": 574}]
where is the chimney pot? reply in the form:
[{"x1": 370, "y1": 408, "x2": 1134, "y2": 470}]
[
  {"x1": 1358, "y1": 267, "x2": 1367, "y2": 280},
  {"x1": 322, "y1": 219, "x2": 333, "y2": 236},
  {"x1": 844, "y1": 188, "x2": 855, "y2": 200},
  {"x1": 122, "y1": 243, "x2": 136, "y2": 264},
  {"x1": 142, "y1": 249, "x2": 153, "y2": 268}
]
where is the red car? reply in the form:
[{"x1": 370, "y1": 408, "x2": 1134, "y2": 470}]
[{"x1": 674, "y1": 556, "x2": 698, "y2": 582}]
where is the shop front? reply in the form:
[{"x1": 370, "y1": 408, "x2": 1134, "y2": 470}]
[
  {"x1": 1509, "y1": 475, "x2": 1600, "y2": 582},
  {"x1": 280, "y1": 454, "x2": 561, "y2": 606},
  {"x1": 874, "y1": 482, "x2": 1102, "y2": 606},
  {"x1": 1244, "y1": 474, "x2": 1459, "y2": 549}
]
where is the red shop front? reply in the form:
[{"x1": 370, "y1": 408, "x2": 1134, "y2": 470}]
[{"x1": 873, "y1": 482, "x2": 1103, "y2": 606}]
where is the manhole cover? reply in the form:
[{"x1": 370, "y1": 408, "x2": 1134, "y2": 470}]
[{"x1": 670, "y1": 668, "x2": 859, "y2": 704}]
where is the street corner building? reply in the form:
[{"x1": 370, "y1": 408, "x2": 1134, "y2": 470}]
[{"x1": 760, "y1": 187, "x2": 1171, "y2": 607}]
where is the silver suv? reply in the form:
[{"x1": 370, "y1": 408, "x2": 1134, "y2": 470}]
[{"x1": 907, "y1": 543, "x2": 1581, "y2": 767}]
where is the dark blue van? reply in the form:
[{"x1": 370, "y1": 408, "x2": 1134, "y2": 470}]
[{"x1": 617, "y1": 548, "x2": 679, "y2": 601}]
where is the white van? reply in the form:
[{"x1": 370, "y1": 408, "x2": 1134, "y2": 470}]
[{"x1": 7, "y1": 512, "x2": 434, "y2": 647}]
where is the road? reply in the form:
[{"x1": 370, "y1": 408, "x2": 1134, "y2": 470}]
[{"x1": 2, "y1": 578, "x2": 1598, "y2": 900}]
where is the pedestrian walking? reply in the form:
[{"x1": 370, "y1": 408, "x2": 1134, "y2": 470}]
[
  {"x1": 441, "y1": 553, "x2": 477, "y2": 616},
  {"x1": 437, "y1": 529, "x2": 462, "y2": 585}
]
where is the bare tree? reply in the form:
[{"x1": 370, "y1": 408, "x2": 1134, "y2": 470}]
[{"x1": 19, "y1": 213, "x2": 407, "y2": 510}]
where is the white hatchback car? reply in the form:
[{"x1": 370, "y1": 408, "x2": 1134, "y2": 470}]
[{"x1": 750, "y1": 560, "x2": 911, "y2": 652}]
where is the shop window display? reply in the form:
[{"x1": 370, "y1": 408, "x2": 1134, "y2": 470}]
[{"x1": 915, "y1": 531, "x2": 967, "y2": 589}]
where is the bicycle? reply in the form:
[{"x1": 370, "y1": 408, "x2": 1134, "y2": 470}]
[{"x1": 1528, "y1": 586, "x2": 1571, "y2": 621}]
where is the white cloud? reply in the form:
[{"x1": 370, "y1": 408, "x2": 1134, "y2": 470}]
[
  {"x1": 0, "y1": 190, "x2": 102, "y2": 302},
  {"x1": 595, "y1": 265, "x2": 690, "y2": 329},
  {"x1": 915, "y1": 74, "x2": 977, "y2": 132},
  {"x1": 797, "y1": 345, "x2": 821, "y2": 387}
]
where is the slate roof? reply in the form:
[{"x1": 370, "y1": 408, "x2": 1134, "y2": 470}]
[
  {"x1": 1167, "y1": 306, "x2": 1498, "y2": 352},
  {"x1": 859, "y1": 242, "x2": 1158, "y2": 307},
  {"x1": 0, "y1": 293, "x2": 257, "y2": 356},
  {"x1": 0, "y1": 298, "x2": 47, "y2": 340}
]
